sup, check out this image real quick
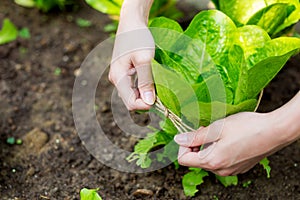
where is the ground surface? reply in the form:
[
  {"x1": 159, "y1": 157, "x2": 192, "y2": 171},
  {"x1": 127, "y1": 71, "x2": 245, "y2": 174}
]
[{"x1": 0, "y1": 0, "x2": 300, "y2": 199}]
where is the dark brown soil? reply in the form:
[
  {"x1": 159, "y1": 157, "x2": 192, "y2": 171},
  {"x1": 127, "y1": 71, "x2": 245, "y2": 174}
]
[{"x1": 1, "y1": 0, "x2": 300, "y2": 199}]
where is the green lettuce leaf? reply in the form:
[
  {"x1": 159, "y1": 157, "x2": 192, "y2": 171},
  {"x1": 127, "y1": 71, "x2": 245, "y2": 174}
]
[
  {"x1": 260, "y1": 157, "x2": 271, "y2": 178},
  {"x1": 14, "y1": 0, "x2": 35, "y2": 7},
  {"x1": 218, "y1": 0, "x2": 300, "y2": 37},
  {"x1": 247, "y1": 3, "x2": 295, "y2": 37},
  {"x1": 183, "y1": 99, "x2": 258, "y2": 126},
  {"x1": 0, "y1": 19, "x2": 18, "y2": 45},
  {"x1": 182, "y1": 168, "x2": 209, "y2": 197},
  {"x1": 85, "y1": 0, "x2": 122, "y2": 15},
  {"x1": 80, "y1": 188, "x2": 102, "y2": 200},
  {"x1": 215, "y1": 175, "x2": 238, "y2": 187},
  {"x1": 126, "y1": 119, "x2": 177, "y2": 168}
]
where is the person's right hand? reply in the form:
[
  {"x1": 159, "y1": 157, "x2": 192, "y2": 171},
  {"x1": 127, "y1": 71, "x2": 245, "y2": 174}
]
[{"x1": 109, "y1": 0, "x2": 155, "y2": 111}]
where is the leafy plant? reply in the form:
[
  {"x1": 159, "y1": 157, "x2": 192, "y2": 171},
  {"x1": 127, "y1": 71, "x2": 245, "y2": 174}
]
[
  {"x1": 19, "y1": 28, "x2": 31, "y2": 39},
  {"x1": 215, "y1": 175, "x2": 238, "y2": 187},
  {"x1": 0, "y1": 19, "x2": 33, "y2": 45},
  {"x1": 242, "y1": 180, "x2": 252, "y2": 188},
  {"x1": 80, "y1": 188, "x2": 102, "y2": 200},
  {"x1": 128, "y1": 10, "x2": 300, "y2": 197},
  {"x1": 0, "y1": 19, "x2": 18, "y2": 45},
  {"x1": 212, "y1": 0, "x2": 300, "y2": 38},
  {"x1": 182, "y1": 168, "x2": 208, "y2": 196},
  {"x1": 14, "y1": 0, "x2": 74, "y2": 12},
  {"x1": 76, "y1": 18, "x2": 93, "y2": 28},
  {"x1": 54, "y1": 67, "x2": 62, "y2": 76},
  {"x1": 85, "y1": 0, "x2": 183, "y2": 32},
  {"x1": 260, "y1": 157, "x2": 271, "y2": 178},
  {"x1": 85, "y1": 0, "x2": 123, "y2": 16}
]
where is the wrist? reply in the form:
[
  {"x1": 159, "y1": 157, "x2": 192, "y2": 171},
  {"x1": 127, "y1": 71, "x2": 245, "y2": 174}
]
[
  {"x1": 268, "y1": 91, "x2": 300, "y2": 144},
  {"x1": 119, "y1": 0, "x2": 153, "y2": 28}
]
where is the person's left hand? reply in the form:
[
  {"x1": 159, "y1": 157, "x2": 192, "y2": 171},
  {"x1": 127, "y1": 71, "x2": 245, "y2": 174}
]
[{"x1": 174, "y1": 112, "x2": 283, "y2": 176}]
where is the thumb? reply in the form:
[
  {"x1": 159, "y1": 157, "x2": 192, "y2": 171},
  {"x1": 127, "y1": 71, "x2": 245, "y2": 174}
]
[
  {"x1": 174, "y1": 126, "x2": 218, "y2": 147},
  {"x1": 133, "y1": 52, "x2": 156, "y2": 105}
]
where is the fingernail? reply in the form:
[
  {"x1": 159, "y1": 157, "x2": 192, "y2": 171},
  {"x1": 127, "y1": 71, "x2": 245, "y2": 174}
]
[
  {"x1": 143, "y1": 91, "x2": 155, "y2": 105},
  {"x1": 174, "y1": 134, "x2": 187, "y2": 144}
]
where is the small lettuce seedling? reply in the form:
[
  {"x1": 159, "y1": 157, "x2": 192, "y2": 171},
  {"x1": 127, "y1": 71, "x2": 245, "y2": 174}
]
[
  {"x1": 128, "y1": 10, "x2": 300, "y2": 197},
  {"x1": 260, "y1": 157, "x2": 271, "y2": 178},
  {"x1": 80, "y1": 188, "x2": 102, "y2": 200},
  {"x1": 182, "y1": 168, "x2": 208, "y2": 196},
  {"x1": 19, "y1": 28, "x2": 31, "y2": 39},
  {"x1": 0, "y1": 19, "x2": 18, "y2": 45}
]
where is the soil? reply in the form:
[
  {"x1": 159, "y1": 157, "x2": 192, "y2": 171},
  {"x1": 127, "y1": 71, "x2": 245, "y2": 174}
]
[{"x1": 1, "y1": 0, "x2": 300, "y2": 199}]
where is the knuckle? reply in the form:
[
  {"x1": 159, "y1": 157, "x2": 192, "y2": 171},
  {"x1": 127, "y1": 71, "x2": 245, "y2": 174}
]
[
  {"x1": 138, "y1": 81, "x2": 154, "y2": 90},
  {"x1": 207, "y1": 162, "x2": 219, "y2": 170},
  {"x1": 132, "y1": 52, "x2": 153, "y2": 66},
  {"x1": 177, "y1": 159, "x2": 183, "y2": 165},
  {"x1": 177, "y1": 158, "x2": 187, "y2": 166},
  {"x1": 207, "y1": 158, "x2": 225, "y2": 170}
]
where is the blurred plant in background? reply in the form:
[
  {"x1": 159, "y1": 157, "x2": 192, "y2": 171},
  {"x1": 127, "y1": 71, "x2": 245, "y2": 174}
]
[
  {"x1": 0, "y1": 19, "x2": 18, "y2": 45},
  {"x1": 0, "y1": 18, "x2": 32, "y2": 45},
  {"x1": 85, "y1": 0, "x2": 183, "y2": 32},
  {"x1": 14, "y1": 0, "x2": 75, "y2": 12},
  {"x1": 213, "y1": 0, "x2": 300, "y2": 38}
]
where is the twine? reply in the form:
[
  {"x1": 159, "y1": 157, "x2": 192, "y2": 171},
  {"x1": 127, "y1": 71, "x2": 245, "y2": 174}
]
[{"x1": 154, "y1": 97, "x2": 195, "y2": 133}]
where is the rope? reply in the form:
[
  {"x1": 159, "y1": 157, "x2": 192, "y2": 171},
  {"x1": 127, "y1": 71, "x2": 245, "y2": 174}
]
[{"x1": 154, "y1": 97, "x2": 195, "y2": 133}]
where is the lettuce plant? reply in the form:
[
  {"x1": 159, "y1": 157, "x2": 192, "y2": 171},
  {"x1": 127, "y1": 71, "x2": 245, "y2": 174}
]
[
  {"x1": 128, "y1": 10, "x2": 300, "y2": 196},
  {"x1": 212, "y1": 0, "x2": 300, "y2": 37}
]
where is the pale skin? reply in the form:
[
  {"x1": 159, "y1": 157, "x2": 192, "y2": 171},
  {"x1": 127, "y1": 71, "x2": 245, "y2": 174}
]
[
  {"x1": 109, "y1": 0, "x2": 300, "y2": 176},
  {"x1": 109, "y1": 0, "x2": 155, "y2": 111}
]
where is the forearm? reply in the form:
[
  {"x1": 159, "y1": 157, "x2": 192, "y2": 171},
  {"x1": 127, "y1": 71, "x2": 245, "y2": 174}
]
[
  {"x1": 270, "y1": 91, "x2": 300, "y2": 145},
  {"x1": 118, "y1": 0, "x2": 154, "y2": 32}
]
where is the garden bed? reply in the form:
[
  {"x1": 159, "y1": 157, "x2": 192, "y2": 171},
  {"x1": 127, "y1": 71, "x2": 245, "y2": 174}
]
[{"x1": 0, "y1": 0, "x2": 300, "y2": 199}]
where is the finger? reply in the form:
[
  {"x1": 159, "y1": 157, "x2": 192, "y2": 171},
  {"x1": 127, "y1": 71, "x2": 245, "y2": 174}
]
[
  {"x1": 178, "y1": 145, "x2": 192, "y2": 158},
  {"x1": 132, "y1": 51, "x2": 156, "y2": 105},
  {"x1": 116, "y1": 74, "x2": 151, "y2": 110},
  {"x1": 177, "y1": 146, "x2": 203, "y2": 168},
  {"x1": 197, "y1": 142, "x2": 217, "y2": 159},
  {"x1": 174, "y1": 119, "x2": 225, "y2": 147},
  {"x1": 174, "y1": 127, "x2": 215, "y2": 147}
]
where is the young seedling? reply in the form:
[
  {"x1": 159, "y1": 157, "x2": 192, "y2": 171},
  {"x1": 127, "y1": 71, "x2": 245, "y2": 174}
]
[
  {"x1": 0, "y1": 19, "x2": 18, "y2": 45},
  {"x1": 80, "y1": 188, "x2": 102, "y2": 200}
]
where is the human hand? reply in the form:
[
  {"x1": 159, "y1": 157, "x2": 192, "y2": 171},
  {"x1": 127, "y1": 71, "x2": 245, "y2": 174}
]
[
  {"x1": 109, "y1": 0, "x2": 155, "y2": 111},
  {"x1": 174, "y1": 112, "x2": 286, "y2": 176}
]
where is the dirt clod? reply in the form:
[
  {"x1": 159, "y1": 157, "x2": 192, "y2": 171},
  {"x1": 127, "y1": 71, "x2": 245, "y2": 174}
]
[
  {"x1": 20, "y1": 128, "x2": 49, "y2": 155},
  {"x1": 132, "y1": 188, "x2": 154, "y2": 197}
]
